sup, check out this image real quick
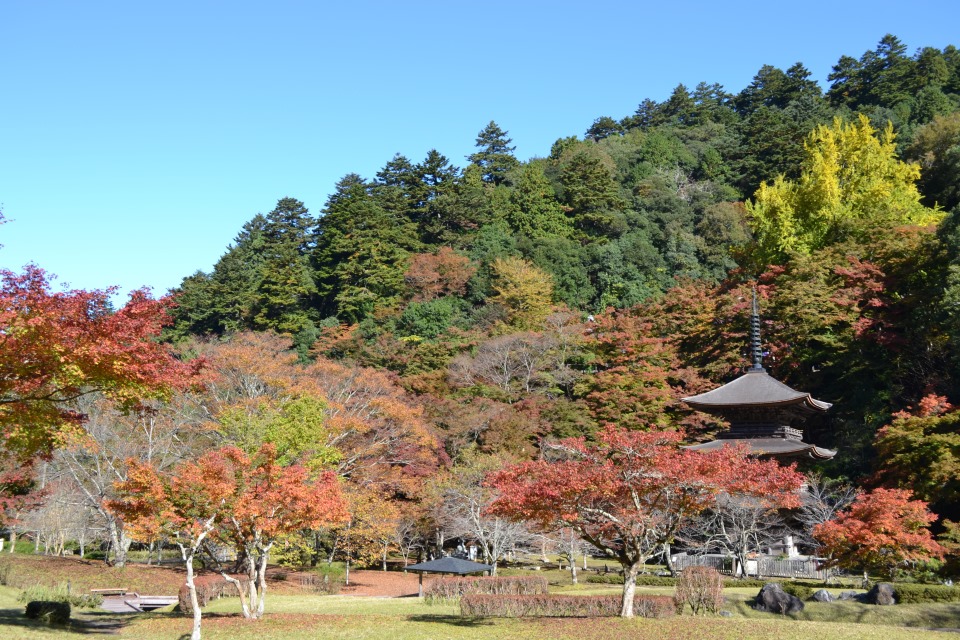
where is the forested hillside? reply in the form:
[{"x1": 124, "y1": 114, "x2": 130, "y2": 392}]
[{"x1": 162, "y1": 34, "x2": 960, "y2": 525}]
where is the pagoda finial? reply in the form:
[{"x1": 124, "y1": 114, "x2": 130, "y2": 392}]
[{"x1": 750, "y1": 287, "x2": 764, "y2": 371}]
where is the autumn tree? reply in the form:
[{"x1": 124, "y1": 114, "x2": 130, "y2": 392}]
[
  {"x1": 325, "y1": 485, "x2": 397, "y2": 580},
  {"x1": 404, "y1": 248, "x2": 476, "y2": 302},
  {"x1": 431, "y1": 448, "x2": 532, "y2": 574},
  {"x1": 488, "y1": 428, "x2": 804, "y2": 617},
  {"x1": 215, "y1": 444, "x2": 347, "y2": 619},
  {"x1": 0, "y1": 265, "x2": 198, "y2": 458},
  {"x1": 488, "y1": 256, "x2": 554, "y2": 329},
  {"x1": 747, "y1": 115, "x2": 942, "y2": 263},
  {"x1": 56, "y1": 394, "x2": 205, "y2": 567},
  {"x1": 872, "y1": 394, "x2": 960, "y2": 509},
  {"x1": 813, "y1": 488, "x2": 945, "y2": 580},
  {"x1": 108, "y1": 451, "x2": 236, "y2": 640}
]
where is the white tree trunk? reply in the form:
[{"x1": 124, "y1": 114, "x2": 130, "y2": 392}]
[
  {"x1": 620, "y1": 562, "x2": 641, "y2": 618},
  {"x1": 185, "y1": 550, "x2": 203, "y2": 640}
]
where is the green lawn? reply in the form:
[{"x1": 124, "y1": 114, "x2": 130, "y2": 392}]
[{"x1": 0, "y1": 583, "x2": 958, "y2": 640}]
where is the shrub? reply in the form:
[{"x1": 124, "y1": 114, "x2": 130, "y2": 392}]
[
  {"x1": 17, "y1": 583, "x2": 102, "y2": 609},
  {"x1": 0, "y1": 557, "x2": 11, "y2": 586},
  {"x1": 177, "y1": 575, "x2": 250, "y2": 614},
  {"x1": 300, "y1": 564, "x2": 346, "y2": 595},
  {"x1": 425, "y1": 576, "x2": 548, "y2": 603},
  {"x1": 24, "y1": 601, "x2": 70, "y2": 624},
  {"x1": 460, "y1": 593, "x2": 675, "y2": 618},
  {"x1": 674, "y1": 566, "x2": 724, "y2": 615},
  {"x1": 892, "y1": 583, "x2": 960, "y2": 604},
  {"x1": 780, "y1": 582, "x2": 816, "y2": 601}
]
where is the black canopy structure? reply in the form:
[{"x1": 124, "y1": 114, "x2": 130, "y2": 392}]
[
  {"x1": 404, "y1": 557, "x2": 494, "y2": 596},
  {"x1": 682, "y1": 290, "x2": 836, "y2": 460}
]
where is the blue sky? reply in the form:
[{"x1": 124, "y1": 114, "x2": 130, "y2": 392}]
[{"x1": 1, "y1": 0, "x2": 958, "y2": 300}]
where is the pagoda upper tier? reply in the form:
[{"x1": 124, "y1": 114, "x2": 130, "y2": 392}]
[
  {"x1": 681, "y1": 290, "x2": 836, "y2": 460},
  {"x1": 682, "y1": 369, "x2": 836, "y2": 459}
]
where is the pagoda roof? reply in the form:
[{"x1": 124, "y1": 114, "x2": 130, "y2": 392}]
[
  {"x1": 682, "y1": 369, "x2": 832, "y2": 414},
  {"x1": 684, "y1": 437, "x2": 836, "y2": 460}
]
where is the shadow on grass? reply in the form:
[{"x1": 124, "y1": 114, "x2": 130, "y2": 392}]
[
  {"x1": 0, "y1": 606, "x2": 133, "y2": 635},
  {"x1": 406, "y1": 614, "x2": 495, "y2": 628}
]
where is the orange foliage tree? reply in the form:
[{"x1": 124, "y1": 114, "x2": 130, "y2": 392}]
[
  {"x1": 193, "y1": 332, "x2": 441, "y2": 499},
  {"x1": 108, "y1": 450, "x2": 236, "y2": 640},
  {"x1": 109, "y1": 444, "x2": 347, "y2": 633},
  {"x1": 0, "y1": 265, "x2": 198, "y2": 457},
  {"x1": 813, "y1": 488, "x2": 945, "y2": 580},
  {"x1": 215, "y1": 444, "x2": 347, "y2": 619},
  {"x1": 488, "y1": 428, "x2": 804, "y2": 617}
]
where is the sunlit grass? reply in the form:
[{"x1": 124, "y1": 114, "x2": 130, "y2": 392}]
[{"x1": 1, "y1": 580, "x2": 959, "y2": 640}]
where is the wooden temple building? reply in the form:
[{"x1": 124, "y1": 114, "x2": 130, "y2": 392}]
[{"x1": 681, "y1": 292, "x2": 836, "y2": 460}]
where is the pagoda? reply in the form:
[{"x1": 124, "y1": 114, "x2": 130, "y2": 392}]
[{"x1": 681, "y1": 291, "x2": 836, "y2": 460}]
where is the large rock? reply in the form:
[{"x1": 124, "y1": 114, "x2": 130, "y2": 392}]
[
  {"x1": 865, "y1": 582, "x2": 896, "y2": 605},
  {"x1": 812, "y1": 589, "x2": 834, "y2": 603},
  {"x1": 754, "y1": 583, "x2": 804, "y2": 614}
]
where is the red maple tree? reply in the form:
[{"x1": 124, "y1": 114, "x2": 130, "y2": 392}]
[
  {"x1": 813, "y1": 487, "x2": 945, "y2": 580},
  {"x1": 0, "y1": 265, "x2": 199, "y2": 457},
  {"x1": 487, "y1": 427, "x2": 804, "y2": 617},
  {"x1": 216, "y1": 444, "x2": 347, "y2": 619}
]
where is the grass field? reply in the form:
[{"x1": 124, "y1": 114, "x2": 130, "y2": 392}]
[{"x1": 0, "y1": 555, "x2": 958, "y2": 640}]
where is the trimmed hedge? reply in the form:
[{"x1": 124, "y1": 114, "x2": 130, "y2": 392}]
[
  {"x1": 892, "y1": 583, "x2": 960, "y2": 604},
  {"x1": 585, "y1": 574, "x2": 772, "y2": 588},
  {"x1": 425, "y1": 576, "x2": 548, "y2": 601},
  {"x1": 178, "y1": 574, "x2": 250, "y2": 614},
  {"x1": 460, "y1": 593, "x2": 675, "y2": 618},
  {"x1": 585, "y1": 574, "x2": 677, "y2": 586},
  {"x1": 25, "y1": 601, "x2": 70, "y2": 624}
]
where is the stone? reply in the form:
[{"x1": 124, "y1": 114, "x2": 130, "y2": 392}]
[
  {"x1": 838, "y1": 590, "x2": 860, "y2": 601},
  {"x1": 719, "y1": 610, "x2": 733, "y2": 617},
  {"x1": 754, "y1": 582, "x2": 804, "y2": 614},
  {"x1": 865, "y1": 582, "x2": 896, "y2": 605},
  {"x1": 812, "y1": 589, "x2": 834, "y2": 602}
]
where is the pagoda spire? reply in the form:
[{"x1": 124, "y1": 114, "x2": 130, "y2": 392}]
[{"x1": 750, "y1": 287, "x2": 764, "y2": 371}]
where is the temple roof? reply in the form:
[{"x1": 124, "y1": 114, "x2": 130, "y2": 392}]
[
  {"x1": 682, "y1": 369, "x2": 832, "y2": 414},
  {"x1": 684, "y1": 437, "x2": 837, "y2": 460}
]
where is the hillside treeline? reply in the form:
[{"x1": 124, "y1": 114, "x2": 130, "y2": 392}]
[{"x1": 166, "y1": 34, "x2": 960, "y2": 519}]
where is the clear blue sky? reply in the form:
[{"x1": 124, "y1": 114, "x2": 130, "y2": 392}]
[{"x1": 1, "y1": 0, "x2": 957, "y2": 300}]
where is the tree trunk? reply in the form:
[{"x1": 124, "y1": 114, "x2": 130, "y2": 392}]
[
  {"x1": 221, "y1": 571, "x2": 250, "y2": 618},
  {"x1": 620, "y1": 562, "x2": 641, "y2": 618},
  {"x1": 185, "y1": 550, "x2": 203, "y2": 640},
  {"x1": 8, "y1": 529, "x2": 15, "y2": 553},
  {"x1": 663, "y1": 541, "x2": 675, "y2": 576},
  {"x1": 253, "y1": 547, "x2": 269, "y2": 619},
  {"x1": 108, "y1": 521, "x2": 132, "y2": 568}
]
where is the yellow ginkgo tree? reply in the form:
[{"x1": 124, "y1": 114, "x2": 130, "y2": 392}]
[{"x1": 747, "y1": 114, "x2": 942, "y2": 263}]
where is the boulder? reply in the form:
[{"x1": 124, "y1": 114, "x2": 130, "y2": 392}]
[
  {"x1": 838, "y1": 590, "x2": 860, "y2": 601},
  {"x1": 812, "y1": 589, "x2": 834, "y2": 602},
  {"x1": 865, "y1": 582, "x2": 896, "y2": 605},
  {"x1": 754, "y1": 582, "x2": 804, "y2": 614}
]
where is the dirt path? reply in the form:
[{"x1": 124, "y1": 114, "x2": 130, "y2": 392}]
[{"x1": 339, "y1": 570, "x2": 421, "y2": 597}]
